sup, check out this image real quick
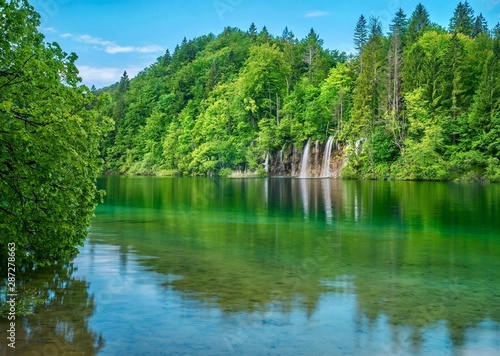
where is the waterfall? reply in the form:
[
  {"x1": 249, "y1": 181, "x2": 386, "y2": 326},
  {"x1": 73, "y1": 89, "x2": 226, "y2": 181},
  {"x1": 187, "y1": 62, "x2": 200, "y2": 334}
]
[
  {"x1": 299, "y1": 139, "x2": 311, "y2": 178},
  {"x1": 264, "y1": 153, "x2": 269, "y2": 173},
  {"x1": 320, "y1": 136, "x2": 334, "y2": 178},
  {"x1": 355, "y1": 138, "x2": 365, "y2": 155}
]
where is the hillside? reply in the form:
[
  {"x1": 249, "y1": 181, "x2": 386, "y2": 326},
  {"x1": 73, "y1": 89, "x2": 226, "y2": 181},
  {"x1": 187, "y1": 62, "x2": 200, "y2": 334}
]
[{"x1": 99, "y1": 2, "x2": 500, "y2": 181}]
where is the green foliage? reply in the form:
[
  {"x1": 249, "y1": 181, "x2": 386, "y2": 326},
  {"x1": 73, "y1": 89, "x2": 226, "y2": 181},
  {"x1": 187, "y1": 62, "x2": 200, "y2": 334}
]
[
  {"x1": 449, "y1": 1, "x2": 475, "y2": 36},
  {"x1": 0, "y1": 0, "x2": 110, "y2": 266},
  {"x1": 99, "y1": 2, "x2": 499, "y2": 183}
]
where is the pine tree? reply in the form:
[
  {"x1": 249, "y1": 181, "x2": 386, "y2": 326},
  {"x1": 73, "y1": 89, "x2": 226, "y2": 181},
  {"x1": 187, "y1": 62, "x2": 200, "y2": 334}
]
[
  {"x1": 493, "y1": 23, "x2": 500, "y2": 40},
  {"x1": 161, "y1": 49, "x2": 172, "y2": 67},
  {"x1": 471, "y1": 42, "x2": 500, "y2": 128},
  {"x1": 280, "y1": 27, "x2": 302, "y2": 93},
  {"x1": 258, "y1": 26, "x2": 271, "y2": 44},
  {"x1": 408, "y1": 3, "x2": 430, "y2": 43},
  {"x1": 387, "y1": 10, "x2": 406, "y2": 152},
  {"x1": 281, "y1": 26, "x2": 291, "y2": 41},
  {"x1": 449, "y1": 1, "x2": 475, "y2": 37},
  {"x1": 303, "y1": 28, "x2": 321, "y2": 68},
  {"x1": 473, "y1": 13, "x2": 489, "y2": 37},
  {"x1": 369, "y1": 16, "x2": 383, "y2": 40},
  {"x1": 351, "y1": 28, "x2": 385, "y2": 177},
  {"x1": 390, "y1": 8, "x2": 408, "y2": 34},
  {"x1": 442, "y1": 33, "x2": 467, "y2": 124},
  {"x1": 248, "y1": 22, "x2": 257, "y2": 41},
  {"x1": 389, "y1": 8, "x2": 408, "y2": 45},
  {"x1": 118, "y1": 71, "x2": 130, "y2": 93},
  {"x1": 354, "y1": 15, "x2": 368, "y2": 54}
]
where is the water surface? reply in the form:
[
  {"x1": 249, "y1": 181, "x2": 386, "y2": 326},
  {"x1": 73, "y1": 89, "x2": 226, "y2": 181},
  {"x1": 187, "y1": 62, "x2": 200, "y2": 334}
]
[{"x1": 2, "y1": 178, "x2": 500, "y2": 355}]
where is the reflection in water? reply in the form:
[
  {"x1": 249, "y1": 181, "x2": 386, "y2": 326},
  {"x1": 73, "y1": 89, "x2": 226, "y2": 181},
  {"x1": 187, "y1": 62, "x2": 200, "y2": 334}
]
[
  {"x1": 299, "y1": 179, "x2": 310, "y2": 220},
  {"x1": 0, "y1": 263, "x2": 103, "y2": 355},
  {"x1": 322, "y1": 179, "x2": 333, "y2": 225},
  {"x1": 90, "y1": 177, "x2": 500, "y2": 354},
  {"x1": 3, "y1": 178, "x2": 499, "y2": 355}
]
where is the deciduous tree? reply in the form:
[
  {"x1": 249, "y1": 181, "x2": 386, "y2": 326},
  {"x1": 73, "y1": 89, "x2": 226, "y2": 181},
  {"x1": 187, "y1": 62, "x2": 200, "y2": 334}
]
[{"x1": 0, "y1": 0, "x2": 110, "y2": 266}]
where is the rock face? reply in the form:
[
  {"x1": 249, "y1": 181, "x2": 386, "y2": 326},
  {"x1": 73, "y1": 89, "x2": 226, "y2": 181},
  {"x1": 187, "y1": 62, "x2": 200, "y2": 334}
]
[{"x1": 267, "y1": 139, "x2": 345, "y2": 178}]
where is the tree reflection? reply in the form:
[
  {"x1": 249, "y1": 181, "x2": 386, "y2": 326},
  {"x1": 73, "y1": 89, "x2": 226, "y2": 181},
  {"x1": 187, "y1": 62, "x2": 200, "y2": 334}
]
[
  {"x1": 93, "y1": 176, "x2": 500, "y2": 351},
  {"x1": 0, "y1": 262, "x2": 103, "y2": 355}
]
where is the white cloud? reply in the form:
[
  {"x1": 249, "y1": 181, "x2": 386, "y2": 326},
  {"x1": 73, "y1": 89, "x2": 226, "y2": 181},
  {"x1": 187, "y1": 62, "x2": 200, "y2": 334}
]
[
  {"x1": 105, "y1": 45, "x2": 136, "y2": 54},
  {"x1": 78, "y1": 66, "x2": 122, "y2": 81},
  {"x1": 77, "y1": 65, "x2": 144, "y2": 87},
  {"x1": 40, "y1": 27, "x2": 57, "y2": 33},
  {"x1": 305, "y1": 11, "x2": 331, "y2": 18},
  {"x1": 62, "y1": 33, "x2": 165, "y2": 55},
  {"x1": 137, "y1": 44, "x2": 166, "y2": 53}
]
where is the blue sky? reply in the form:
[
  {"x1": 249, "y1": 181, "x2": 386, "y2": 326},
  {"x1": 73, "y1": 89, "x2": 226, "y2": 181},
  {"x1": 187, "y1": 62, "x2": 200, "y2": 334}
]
[{"x1": 31, "y1": 0, "x2": 500, "y2": 88}]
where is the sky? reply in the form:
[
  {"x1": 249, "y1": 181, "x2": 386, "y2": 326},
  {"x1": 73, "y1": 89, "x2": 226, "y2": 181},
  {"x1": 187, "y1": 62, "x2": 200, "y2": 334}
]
[{"x1": 30, "y1": 0, "x2": 500, "y2": 89}]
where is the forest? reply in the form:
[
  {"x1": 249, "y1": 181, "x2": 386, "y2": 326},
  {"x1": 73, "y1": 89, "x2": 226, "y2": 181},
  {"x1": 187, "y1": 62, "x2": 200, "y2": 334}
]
[{"x1": 100, "y1": 2, "x2": 500, "y2": 182}]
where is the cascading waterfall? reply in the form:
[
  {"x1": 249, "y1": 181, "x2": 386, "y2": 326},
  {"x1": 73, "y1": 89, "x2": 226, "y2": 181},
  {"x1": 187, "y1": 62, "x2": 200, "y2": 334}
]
[
  {"x1": 299, "y1": 139, "x2": 311, "y2": 178},
  {"x1": 264, "y1": 153, "x2": 269, "y2": 173},
  {"x1": 320, "y1": 136, "x2": 334, "y2": 178}
]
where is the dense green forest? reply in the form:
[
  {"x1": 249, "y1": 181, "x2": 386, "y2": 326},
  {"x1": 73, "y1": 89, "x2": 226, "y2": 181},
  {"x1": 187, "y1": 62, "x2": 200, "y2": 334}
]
[{"x1": 101, "y1": 1, "x2": 500, "y2": 181}]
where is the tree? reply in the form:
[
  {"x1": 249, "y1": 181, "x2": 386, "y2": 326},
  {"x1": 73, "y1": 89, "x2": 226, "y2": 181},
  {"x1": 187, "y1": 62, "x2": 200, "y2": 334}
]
[
  {"x1": 258, "y1": 26, "x2": 272, "y2": 44},
  {"x1": 279, "y1": 27, "x2": 304, "y2": 94},
  {"x1": 468, "y1": 41, "x2": 500, "y2": 138},
  {"x1": 408, "y1": 3, "x2": 430, "y2": 43},
  {"x1": 387, "y1": 9, "x2": 406, "y2": 153},
  {"x1": 238, "y1": 44, "x2": 290, "y2": 126},
  {"x1": 0, "y1": 0, "x2": 110, "y2": 266},
  {"x1": 302, "y1": 28, "x2": 330, "y2": 83},
  {"x1": 354, "y1": 15, "x2": 368, "y2": 54},
  {"x1": 248, "y1": 22, "x2": 258, "y2": 40},
  {"x1": 473, "y1": 13, "x2": 488, "y2": 37},
  {"x1": 449, "y1": 1, "x2": 475, "y2": 37},
  {"x1": 112, "y1": 71, "x2": 130, "y2": 122},
  {"x1": 390, "y1": 8, "x2": 408, "y2": 37},
  {"x1": 350, "y1": 30, "x2": 385, "y2": 178},
  {"x1": 441, "y1": 33, "x2": 469, "y2": 145},
  {"x1": 354, "y1": 15, "x2": 368, "y2": 75},
  {"x1": 369, "y1": 16, "x2": 383, "y2": 40},
  {"x1": 493, "y1": 23, "x2": 500, "y2": 40}
]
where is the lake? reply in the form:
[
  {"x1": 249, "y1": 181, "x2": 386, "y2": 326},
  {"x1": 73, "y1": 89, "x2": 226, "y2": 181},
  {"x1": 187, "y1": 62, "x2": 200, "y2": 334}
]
[{"x1": 2, "y1": 177, "x2": 500, "y2": 355}]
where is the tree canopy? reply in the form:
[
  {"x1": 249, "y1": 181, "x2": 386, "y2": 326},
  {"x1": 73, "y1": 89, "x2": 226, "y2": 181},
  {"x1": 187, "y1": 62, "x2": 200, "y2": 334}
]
[{"x1": 0, "y1": 0, "x2": 110, "y2": 266}]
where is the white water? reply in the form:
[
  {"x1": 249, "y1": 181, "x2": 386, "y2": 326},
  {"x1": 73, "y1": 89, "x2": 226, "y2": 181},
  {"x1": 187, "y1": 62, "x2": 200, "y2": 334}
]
[
  {"x1": 299, "y1": 139, "x2": 311, "y2": 178},
  {"x1": 264, "y1": 153, "x2": 269, "y2": 173},
  {"x1": 320, "y1": 136, "x2": 334, "y2": 178},
  {"x1": 355, "y1": 138, "x2": 365, "y2": 155}
]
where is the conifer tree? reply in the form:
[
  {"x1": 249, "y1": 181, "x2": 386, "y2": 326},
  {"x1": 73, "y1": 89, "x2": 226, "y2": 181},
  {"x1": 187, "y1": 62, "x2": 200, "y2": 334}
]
[
  {"x1": 387, "y1": 9, "x2": 407, "y2": 151},
  {"x1": 369, "y1": 16, "x2": 383, "y2": 40},
  {"x1": 248, "y1": 22, "x2": 257, "y2": 41},
  {"x1": 354, "y1": 15, "x2": 368, "y2": 54},
  {"x1": 473, "y1": 13, "x2": 489, "y2": 37},
  {"x1": 408, "y1": 3, "x2": 430, "y2": 43},
  {"x1": 449, "y1": 1, "x2": 475, "y2": 36},
  {"x1": 493, "y1": 23, "x2": 500, "y2": 40}
]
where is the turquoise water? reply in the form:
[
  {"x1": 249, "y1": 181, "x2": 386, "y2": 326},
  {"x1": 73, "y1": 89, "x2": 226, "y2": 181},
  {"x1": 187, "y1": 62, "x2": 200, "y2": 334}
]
[{"x1": 2, "y1": 177, "x2": 500, "y2": 355}]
